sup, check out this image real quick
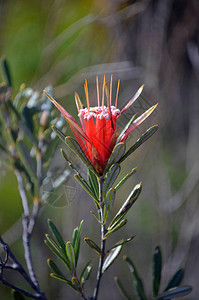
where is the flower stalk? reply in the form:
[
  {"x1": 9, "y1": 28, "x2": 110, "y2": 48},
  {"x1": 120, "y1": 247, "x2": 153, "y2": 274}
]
[{"x1": 93, "y1": 176, "x2": 106, "y2": 300}]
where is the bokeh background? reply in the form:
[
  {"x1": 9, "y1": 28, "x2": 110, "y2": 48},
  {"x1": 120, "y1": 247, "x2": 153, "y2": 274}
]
[{"x1": 0, "y1": 0, "x2": 199, "y2": 299}]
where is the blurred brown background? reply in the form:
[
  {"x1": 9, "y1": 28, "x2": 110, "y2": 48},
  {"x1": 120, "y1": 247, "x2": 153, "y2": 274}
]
[{"x1": 0, "y1": 0, "x2": 199, "y2": 299}]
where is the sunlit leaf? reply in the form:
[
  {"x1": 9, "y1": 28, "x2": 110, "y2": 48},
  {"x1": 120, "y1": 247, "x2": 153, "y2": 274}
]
[
  {"x1": 102, "y1": 245, "x2": 122, "y2": 273},
  {"x1": 66, "y1": 241, "x2": 76, "y2": 271},
  {"x1": 105, "y1": 219, "x2": 127, "y2": 239},
  {"x1": 80, "y1": 260, "x2": 92, "y2": 286},
  {"x1": 109, "y1": 183, "x2": 142, "y2": 229}
]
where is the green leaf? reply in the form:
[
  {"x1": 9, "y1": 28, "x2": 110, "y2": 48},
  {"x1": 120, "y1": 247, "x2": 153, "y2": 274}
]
[
  {"x1": 74, "y1": 174, "x2": 99, "y2": 206},
  {"x1": 103, "y1": 164, "x2": 120, "y2": 198},
  {"x1": 88, "y1": 169, "x2": 99, "y2": 199},
  {"x1": 50, "y1": 273, "x2": 76, "y2": 290},
  {"x1": 102, "y1": 245, "x2": 122, "y2": 273},
  {"x1": 1, "y1": 57, "x2": 12, "y2": 87},
  {"x1": 72, "y1": 277, "x2": 81, "y2": 292},
  {"x1": 104, "y1": 188, "x2": 116, "y2": 223},
  {"x1": 73, "y1": 220, "x2": 83, "y2": 266},
  {"x1": 157, "y1": 286, "x2": 192, "y2": 299},
  {"x1": 114, "y1": 168, "x2": 137, "y2": 191},
  {"x1": 114, "y1": 276, "x2": 131, "y2": 300},
  {"x1": 84, "y1": 238, "x2": 101, "y2": 255},
  {"x1": 109, "y1": 183, "x2": 142, "y2": 229},
  {"x1": 44, "y1": 239, "x2": 70, "y2": 270},
  {"x1": 105, "y1": 219, "x2": 127, "y2": 238},
  {"x1": 65, "y1": 136, "x2": 97, "y2": 174},
  {"x1": 80, "y1": 261, "x2": 92, "y2": 286},
  {"x1": 117, "y1": 114, "x2": 137, "y2": 142},
  {"x1": 106, "y1": 236, "x2": 135, "y2": 254},
  {"x1": 153, "y1": 246, "x2": 162, "y2": 297},
  {"x1": 90, "y1": 210, "x2": 100, "y2": 223},
  {"x1": 164, "y1": 269, "x2": 184, "y2": 291},
  {"x1": 11, "y1": 290, "x2": 25, "y2": 300},
  {"x1": 66, "y1": 241, "x2": 76, "y2": 271},
  {"x1": 48, "y1": 219, "x2": 65, "y2": 254},
  {"x1": 52, "y1": 125, "x2": 66, "y2": 143},
  {"x1": 47, "y1": 258, "x2": 64, "y2": 277},
  {"x1": 119, "y1": 125, "x2": 158, "y2": 163},
  {"x1": 104, "y1": 142, "x2": 126, "y2": 174},
  {"x1": 124, "y1": 256, "x2": 147, "y2": 300},
  {"x1": 16, "y1": 140, "x2": 37, "y2": 180}
]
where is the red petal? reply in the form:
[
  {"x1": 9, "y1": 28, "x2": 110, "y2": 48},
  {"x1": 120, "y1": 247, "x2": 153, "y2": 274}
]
[
  {"x1": 120, "y1": 103, "x2": 158, "y2": 142},
  {"x1": 43, "y1": 90, "x2": 89, "y2": 141},
  {"x1": 121, "y1": 85, "x2": 144, "y2": 114}
]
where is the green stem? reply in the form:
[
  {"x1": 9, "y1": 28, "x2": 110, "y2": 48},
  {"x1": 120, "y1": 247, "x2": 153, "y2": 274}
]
[{"x1": 93, "y1": 176, "x2": 106, "y2": 300}]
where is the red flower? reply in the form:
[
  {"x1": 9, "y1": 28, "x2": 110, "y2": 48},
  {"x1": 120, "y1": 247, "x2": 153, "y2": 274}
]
[{"x1": 44, "y1": 76, "x2": 157, "y2": 174}]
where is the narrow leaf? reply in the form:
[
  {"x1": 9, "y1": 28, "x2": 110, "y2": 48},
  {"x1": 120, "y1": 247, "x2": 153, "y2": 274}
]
[
  {"x1": 73, "y1": 220, "x2": 83, "y2": 265},
  {"x1": 119, "y1": 125, "x2": 158, "y2": 163},
  {"x1": 164, "y1": 269, "x2": 184, "y2": 291},
  {"x1": 106, "y1": 236, "x2": 135, "y2": 254},
  {"x1": 84, "y1": 238, "x2": 101, "y2": 255},
  {"x1": 109, "y1": 183, "x2": 142, "y2": 229},
  {"x1": 47, "y1": 258, "x2": 64, "y2": 277},
  {"x1": 104, "y1": 142, "x2": 126, "y2": 174},
  {"x1": 52, "y1": 125, "x2": 66, "y2": 143},
  {"x1": 104, "y1": 188, "x2": 116, "y2": 223},
  {"x1": 124, "y1": 256, "x2": 147, "y2": 300},
  {"x1": 114, "y1": 276, "x2": 131, "y2": 300},
  {"x1": 102, "y1": 245, "x2": 122, "y2": 273},
  {"x1": 50, "y1": 273, "x2": 75, "y2": 289},
  {"x1": 65, "y1": 136, "x2": 97, "y2": 174},
  {"x1": 80, "y1": 261, "x2": 92, "y2": 286},
  {"x1": 103, "y1": 164, "x2": 120, "y2": 198},
  {"x1": 120, "y1": 104, "x2": 158, "y2": 142},
  {"x1": 74, "y1": 174, "x2": 99, "y2": 206},
  {"x1": 105, "y1": 219, "x2": 127, "y2": 238},
  {"x1": 72, "y1": 277, "x2": 81, "y2": 292},
  {"x1": 44, "y1": 239, "x2": 70, "y2": 270},
  {"x1": 153, "y1": 246, "x2": 162, "y2": 297},
  {"x1": 157, "y1": 286, "x2": 192, "y2": 299},
  {"x1": 1, "y1": 57, "x2": 12, "y2": 87},
  {"x1": 48, "y1": 219, "x2": 65, "y2": 254},
  {"x1": 118, "y1": 114, "x2": 137, "y2": 142},
  {"x1": 115, "y1": 168, "x2": 137, "y2": 190},
  {"x1": 66, "y1": 241, "x2": 76, "y2": 271},
  {"x1": 88, "y1": 169, "x2": 99, "y2": 199}
]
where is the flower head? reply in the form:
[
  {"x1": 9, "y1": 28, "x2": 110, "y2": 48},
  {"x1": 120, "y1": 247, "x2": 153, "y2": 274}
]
[{"x1": 44, "y1": 76, "x2": 157, "y2": 175}]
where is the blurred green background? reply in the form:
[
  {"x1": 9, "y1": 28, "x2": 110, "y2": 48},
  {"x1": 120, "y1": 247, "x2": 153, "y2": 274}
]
[{"x1": 0, "y1": 0, "x2": 199, "y2": 299}]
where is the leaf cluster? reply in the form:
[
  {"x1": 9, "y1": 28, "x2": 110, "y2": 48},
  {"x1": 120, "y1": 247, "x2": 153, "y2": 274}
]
[
  {"x1": 0, "y1": 58, "x2": 70, "y2": 200},
  {"x1": 115, "y1": 246, "x2": 192, "y2": 300},
  {"x1": 45, "y1": 219, "x2": 92, "y2": 296}
]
